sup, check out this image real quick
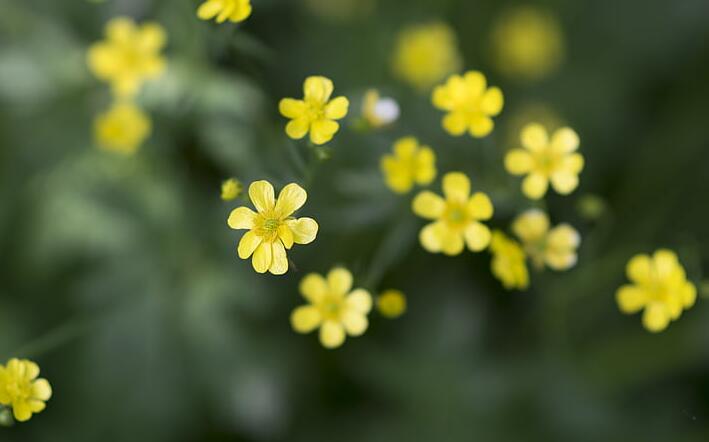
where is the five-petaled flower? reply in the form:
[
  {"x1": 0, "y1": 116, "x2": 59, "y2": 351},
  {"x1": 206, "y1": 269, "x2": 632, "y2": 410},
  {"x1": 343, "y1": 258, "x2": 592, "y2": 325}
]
[
  {"x1": 279, "y1": 76, "x2": 349, "y2": 145},
  {"x1": 0, "y1": 359, "x2": 52, "y2": 422},
  {"x1": 94, "y1": 101, "x2": 151, "y2": 155},
  {"x1": 197, "y1": 0, "x2": 252, "y2": 24},
  {"x1": 228, "y1": 180, "x2": 318, "y2": 275},
  {"x1": 291, "y1": 268, "x2": 372, "y2": 348},
  {"x1": 412, "y1": 172, "x2": 494, "y2": 255},
  {"x1": 380, "y1": 137, "x2": 436, "y2": 194},
  {"x1": 512, "y1": 209, "x2": 580, "y2": 271},
  {"x1": 489, "y1": 230, "x2": 529, "y2": 290}
]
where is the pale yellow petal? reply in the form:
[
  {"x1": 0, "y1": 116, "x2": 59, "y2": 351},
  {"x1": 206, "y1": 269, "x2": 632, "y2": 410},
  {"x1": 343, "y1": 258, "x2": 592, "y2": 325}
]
[
  {"x1": 229, "y1": 0, "x2": 252, "y2": 22},
  {"x1": 285, "y1": 118, "x2": 310, "y2": 140},
  {"x1": 682, "y1": 282, "x2": 697, "y2": 308},
  {"x1": 468, "y1": 116, "x2": 494, "y2": 138},
  {"x1": 227, "y1": 207, "x2": 257, "y2": 230},
  {"x1": 319, "y1": 321, "x2": 345, "y2": 348},
  {"x1": 441, "y1": 229, "x2": 465, "y2": 256},
  {"x1": 138, "y1": 23, "x2": 166, "y2": 51},
  {"x1": 561, "y1": 153, "x2": 585, "y2": 174},
  {"x1": 279, "y1": 98, "x2": 307, "y2": 119},
  {"x1": 412, "y1": 191, "x2": 445, "y2": 219},
  {"x1": 522, "y1": 173, "x2": 549, "y2": 200},
  {"x1": 643, "y1": 303, "x2": 670, "y2": 333},
  {"x1": 237, "y1": 231, "x2": 261, "y2": 259},
  {"x1": 248, "y1": 180, "x2": 275, "y2": 213},
  {"x1": 414, "y1": 147, "x2": 437, "y2": 184},
  {"x1": 545, "y1": 250, "x2": 578, "y2": 270},
  {"x1": 13, "y1": 401, "x2": 32, "y2": 422},
  {"x1": 547, "y1": 224, "x2": 581, "y2": 251},
  {"x1": 278, "y1": 224, "x2": 294, "y2": 249},
  {"x1": 419, "y1": 222, "x2": 445, "y2": 253},
  {"x1": 299, "y1": 273, "x2": 327, "y2": 303},
  {"x1": 616, "y1": 285, "x2": 647, "y2": 313},
  {"x1": 327, "y1": 268, "x2": 353, "y2": 295},
  {"x1": 324, "y1": 96, "x2": 349, "y2": 120},
  {"x1": 550, "y1": 171, "x2": 579, "y2": 195},
  {"x1": 626, "y1": 254, "x2": 651, "y2": 284},
  {"x1": 23, "y1": 361, "x2": 40, "y2": 381},
  {"x1": 304, "y1": 76, "x2": 334, "y2": 103},
  {"x1": 309, "y1": 119, "x2": 339, "y2": 145},
  {"x1": 520, "y1": 123, "x2": 548, "y2": 152},
  {"x1": 27, "y1": 399, "x2": 45, "y2": 413},
  {"x1": 251, "y1": 242, "x2": 272, "y2": 273},
  {"x1": 197, "y1": 0, "x2": 222, "y2": 20},
  {"x1": 463, "y1": 71, "x2": 487, "y2": 96},
  {"x1": 480, "y1": 87, "x2": 504, "y2": 116},
  {"x1": 346, "y1": 289, "x2": 372, "y2": 314},
  {"x1": 467, "y1": 192, "x2": 493, "y2": 220},
  {"x1": 653, "y1": 249, "x2": 679, "y2": 279},
  {"x1": 286, "y1": 217, "x2": 318, "y2": 244},
  {"x1": 551, "y1": 127, "x2": 580, "y2": 153},
  {"x1": 442, "y1": 172, "x2": 470, "y2": 202},
  {"x1": 290, "y1": 306, "x2": 321, "y2": 333},
  {"x1": 269, "y1": 241, "x2": 288, "y2": 275},
  {"x1": 32, "y1": 379, "x2": 52, "y2": 401},
  {"x1": 512, "y1": 209, "x2": 549, "y2": 243},
  {"x1": 504, "y1": 149, "x2": 533, "y2": 175},
  {"x1": 342, "y1": 312, "x2": 368, "y2": 336},
  {"x1": 442, "y1": 112, "x2": 468, "y2": 136},
  {"x1": 464, "y1": 222, "x2": 491, "y2": 252},
  {"x1": 274, "y1": 183, "x2": 307, "y2": 218}
]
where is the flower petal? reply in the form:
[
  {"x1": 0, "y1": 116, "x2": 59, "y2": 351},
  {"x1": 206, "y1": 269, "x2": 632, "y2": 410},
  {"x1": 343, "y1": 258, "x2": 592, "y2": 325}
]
[
  {"x1": 545, "y1": 250, "x2": 578, "y2": 270},
  {"x1": 464, "y1": 222, "x2": 491, "y2": 252},
  {"x1": 626, "y1": 254, "x2": 651, "y2": 284},
  {"x1": 463, "y1": 71, "x2": 486, "y2": 96},
  {"x1": 251, "y1": 242, "x2": 272, "y2": 274},
  {"x1": 13, "y1": 400, "x2": 32, "y2": 422},
  {"x1": 310, "y1": 119, "x2": 339, "y2": 145},
  {"x1": 319, "y1": 320, "x2": 345, "y2": 348},
  {"x1": 279, "y1": 98, "x2": 307, "y2": 119},
  {"x1": 324, "y1": 96, "x2": 349, "y2": 120},
  {"x1": 616, "y1": 285, "x2": 647, "y2": 313},
  {"x1": 551, "y1": 127, "x2": 580, "y2": 153},
  {"x1": 248, "y1": 180, "x2": 275, "y2": 213},
  {"x1": 442, "y1": 172, "x2": 470, "y2": 202},
  {"x1": 342, "y1": 312, "x2": 368, "y2": 336},
  {"x1": 275, "y1": 183, "x2": 307, "y2": 218},
  {"x1": 347, "y1": 289, "x2": 372, "y2": 314},
  {"x1": 467, "y1": 192, "x2": 493, "y2": 220},
  {"x1": 299, "y1": 273, "x2": 327, "y2": 303},
  {"x1": 521, "y1": 123, "x2": 548, "y2": 152},
  {"x1": 304, "y1": 76, "x2": 334, "y2": 104},
  {"x1": 642, "y1": 302, "x2": 670, "y2": 333},
  {"x1": 442, "y1": 112, "x2": 468, "y2": 136},
  {"x1": 286, "y1": 118, "x2": 310, "y2": 140},
  {"x1": 412, "y1": 191, "x2": 445, "y2": 219},
  {"x1": 419, "y1": 222, "x2": 445, "y2": 253},
  {"x1": 522, "y1": 173, "x2": 549, "y2": 200},
  {"x1": 480, "y1": 87, "x2": 504, "y2": 116},
  {"x1": 290, "y1": 306, "x2": 322, "y2": 333},
  {"x1": 414, "y1": 147, "x2": 437, "y2": 184},
  {"x1": 468, "y1": 115, "x2": 494, "y2": 138},
  {"x1": 286, "y1": 217, "x2": 318, "y2": 244},
  {"x1": 327, "y1": 267, "x2": 353, "y2": 295},
  {"x1": 547, "y1": 224, "x2": 581, "y2": 251},
  {"x1": 237, "y1": 231, "x2": 261, "y2": 259},
  {"x1": 550, "y1": 171, "x2": 579, "y2": 195},
  {"x1": 31, "y1": 379, "x2": 52, "y2": 401},
  {"x1": 269, "y1": 241, "x2": 288, "y2": 275},
  {"x1": 278, "y1": 224, "x2": 294, "y2": 249},
  {"x1": 227, "y1": 207, "x2": 257, "y2": 230},
  {"x1": 504, "y1": 149, "x2": 533, "y2": 175},
  {"x1": 441, "y1": 229, "x2": 465, "y2": 255},
  {"x1": 512, "y1": 209, "x2": 549, "y2": 243},
  {"x1": 560, "y1": 153, "x2": 585, "y2": 174}
]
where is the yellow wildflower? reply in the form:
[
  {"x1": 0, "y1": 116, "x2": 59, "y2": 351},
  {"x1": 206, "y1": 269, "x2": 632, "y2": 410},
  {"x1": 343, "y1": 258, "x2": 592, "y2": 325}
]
[
  {"x1": 87, "y1": 17, "x2": 167, "y2": 98},
  {"x1": 362, "y1": 89, "x2": 400, "y2": 128},
  {"x1": 197, "y1": 0, "x2": 252, "y2": 24},
  {"x1": 505, "y1": 123, "x2": 584, "y2": 200},
  {"x1": 227, "y1": 180, "x2": 318, "y2": 275},
  {"x1": 380, "y1": 137, "x2": 436, "y2": 194},
  {"x1": 512, "y1": 209, "x2": 580, "y2": 271},
  {"x1": 432, "y1": 71, "x2": 504, "y2": 138},
  {"x1": 392, "y1": 22, "x2": 462, "y2": 91},
  {"x1": 291, "y1": 268, "x2": 372, "y2": 348},
  {"x1": 489, "y1": 230, "x2": 529, "y2": 290},
  {"x1": 376, "y1": 290, "x2": 407, "y2": 318},
  {"x1": 412, "y1": 172, "x2": 494, "y2": 255},
  {"x1": 221, "y1": 178, "x2": 243, "y2": 201},
  {"x1": 0, "y1": 359, "x2": 52, "y2": 422},
  {"x1": 94, "y1": 101, "x2": 151, "y2": 155},
  {"x1": 279, "y1": 76, "x2": 349, "y2": 145},
  {"x1": 616, "y1": 250, "x2": 697, "y2": 333}
]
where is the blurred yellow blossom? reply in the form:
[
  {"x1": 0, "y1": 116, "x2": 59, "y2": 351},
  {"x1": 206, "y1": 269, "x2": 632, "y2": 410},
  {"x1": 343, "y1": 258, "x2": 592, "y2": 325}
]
[
  {"x1": 362, "y1": 89, "x2": 400, "y2": 128},
  {"x1": 221, "y1": 178, "x2": 243, "y2": 201},
  {"x1": 432, "y1": 71, "x2": 504, "y2": 138},
  {"x1": 376, "y1": 290, "x2": 406, "y2": 318},
  {"x1": 291, "y1": 268, "x2": 372, "y2": 348},
  {"x1": 616, "y1": 250, "x2": 697, "y2": 333},
  {"x1": 227, "y1": 181, "x2": 318, "y2": 275},
  {"x1": 412, "y1": 172, "x2": 494, "y2": 255},
  {"x1": 489, "y1": 230, "x2": 529, "y2": 290},
  {"x1": 392, "y1": 22, "x2": 462, "y2": 91},
  {"x1": 0, "y1": 359, "x2": 52, "y2": 422},
  {"x1": 94, "y1": 101, "x2": 151, "y2": 155},
  {"x1": 505, "y1": 123, "x2": 584, "y2": 199},
  {"x1": 380, "y1": 137, "x2": 436, "y2": 194},
  {"x1": 512, "y1": 209, "x2": 580, "y2": 271},
  {"x1": 279, "y1": 76, "x2": 349, "y2": 145},
  {"x1": 87, "y1": 17, "x2": 167, "y2": 98},
  {"x1": 197, "y1": 0, "x2": 252, "y2": 24}
]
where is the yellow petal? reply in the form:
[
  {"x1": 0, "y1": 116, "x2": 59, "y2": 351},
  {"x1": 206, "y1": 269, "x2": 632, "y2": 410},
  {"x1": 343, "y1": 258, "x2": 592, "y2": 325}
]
[
  {"x1": 138, "y1": 23, "x2": 166, "y2": 51},
  {"x1": 393, "y1": 137, "x2": 418, "y2": 158},
  {"x1": 442, "y1": 172, "x2": 470, "y2": 202},
  {"x1": 467, "y1": 192, "x2": 493, "y2": 220},
  {"x1": 414, "y1": 147, "x2": 437, "y2": 184},
  {"x1": 561, "y1": 153, "x2": 585, "y2": 174},
  {"x1": 248, "y1": 180, "x2": 275, "y2": 212},
  {"x1": 432, "y1": 84, "x2": 456, "y2": 110},
  {"x1": 269, "y1": 241, "x2": 288, "y2": 275},
  {"x1": 616, "y1": 285, "x2": 647, "y2": 313},
  {"x1": 22, "y1": 361, "x2": 40, "y2": 381},
  {"x1": 13, "y1": 400, "x2": 32, "y2": 422},
  {"x1": 27, "y1": 399, "x2": 45, "y2": 413},
  {"x1": 520, "y1": 123, "x2": 548, "y2": 152},
  {"x1": 504, "y1": 149, "x2": 533, "y2": 175},
  {"x1": 412, "y1": 191, "x2": 445, "y2": 219},
  {"x1": 303, "y1": 76, "x2": 334, "y2": 104},
  {"x1": 279, "y1": 98, "x2": 307, "y2": 119},
  {"x1": 310, "y1": 119, "x2": 339, "y2": 145},
  {"x1": 463, "y1": 71, "x2": 487, "y2": 96},
  {"x1": 229, "y1": 0, "x2": 252, "y2": 22},
  {"x1": 653, "y1": 249, "x2": 679, "y2": 279},
  {"x1": 286, "y1": 217, "x2": 318, "y2": 244},
  {"x1": 545, "y1": 250, "x2": 578, "y2": 270},
  {"x1": 274, "y1": 183, "x2": 307, "y2": 218},
  {"x1": 324, "y1": 96, "x2": 349, "y2": 120},
  {"x1": 32, "y1": 379, "x2": 52, "y2": 401},
  {"x1": 227, "y1": 207, "x2": 257, "y2": 230},
  {"x1": 319, "y1": 320, "x2": 345, "y2": 348},
  {"x1": 551, "y1": 127, "x2": 580, "y2": 153},
  {"x1": 278, "y1": 224, "x2": 294, "y2": 249},
  {"x1": 480, "y1": 87, "x2": 504, "y2": 116},
  {"x1": 251, "y1": 242, "x2": 272, "y2": 273},
  {"x1": 442, "y1": 112, "x2": 468, "y2": 136},
  {"x1": 521, "y1": 173, "x2": 549, "y2": 199},
  {"x1": 441, "y1": 229, "x2": 465, "y2": 256},
  {"x1": 468, "y1": 116, "x2": 494, "y2": 138},
  {"x1": 290, "y1": 306, "x2": 321, "y2": 333},
  {"x1": 327, "y1": 267, "x2": 353, "y2": 295},
  {"x1": 512, "y1": 209, "x2": 549, "y2": 243},
  {"x1": 347, "y1": 289, "x2": 372, "y2": 314},
  {"x1": 550, "y1": 171, "x2": 579, "y2": 195},
  {"x1": 237, "y1": 231, "x2": 261, "y2": 259},
  {"x1": 285, "y1": 118, "x2": 310, "y2": 140},
  {"x1": 419, "y1": 222, "x2": 445, "y2": 253},
  {"x1": 547, "y1": 224, "x2": 581, "y2": 251},
  {"x1": 682, "y1": 282, "x2": 697, "y2": 308},
  {"x1": 464, "y1": 222, "x2": 491, "y2": 252},
  {"x1": 106, "y1": 17, "x2": 135, "y2": 42},
  {"x1": 626, "y1": 254, "x2": 651, "y2": 284},
  {"x1": 197, "y1": 0, "x2": 223, "y2": 20},
  {"x1": 342, "y1": 312, "x2": 368, "y2": 336},
  {"x1": 382, "y1": 158, "x2": 414, "y2": 194},
  {"x1": 642, "y1": 303, "x2": 670, "y2": 333},
  {"x1": 299, "y1": 273, "x2": 327, "y2": 303}
]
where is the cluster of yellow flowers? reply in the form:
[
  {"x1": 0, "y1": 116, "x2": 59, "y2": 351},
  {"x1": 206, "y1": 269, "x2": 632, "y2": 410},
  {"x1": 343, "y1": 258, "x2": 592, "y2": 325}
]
[{"x1": 0, "y1": 359, "x2": 52, "y2": 423}]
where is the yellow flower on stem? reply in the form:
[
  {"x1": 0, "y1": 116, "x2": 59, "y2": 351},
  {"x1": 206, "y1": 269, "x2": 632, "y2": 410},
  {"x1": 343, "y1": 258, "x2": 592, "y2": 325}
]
[
  {"x1": 489, "y1": 230, "x2": 529, "y2": 290},
  {"x1": 616, "y1": 250, "x2": 697, "y2": 333},
  {"x1": 376, "y1": 290, "x2": 407, "y2": 318},
  {"x1": 380, "y1": 137, "x2": 436, "y2": 194},
  {"x1": 512, "y1": 209, "x2": 580, "y2": 270},
  {"x1": 221, "y1": 178, "x2": 243, "y2": 201},
  {"x1": 0, "y1": 359, "x2": 52, "y2": 422},
  {"x1": 197, "y1": 0, "x2": 252, "y2": 24},
  {"x1": 432, "y1": 71, "x2": 504, "y2": 138},
  {"x1": 362, "y1": 89, "x2": 400, "y2": 128},
  {"x1": 279, "y1": 76, "x2": 349, "y2": 145},
  {"x1": 505, "y1": 123, "x2": 584, "y2": 200},
  {"x1": 291, "y1": 268, "x2": 372, "y2": 348},
  {"x1": 227, "y1": 181, "x2": 318, "y2": 275},
  {"x1": 412, "y1": 172, "x2": 494, "y2": 255},
  {"x1": 94, "y1": 101, "x2": 151, "y2": 155}
]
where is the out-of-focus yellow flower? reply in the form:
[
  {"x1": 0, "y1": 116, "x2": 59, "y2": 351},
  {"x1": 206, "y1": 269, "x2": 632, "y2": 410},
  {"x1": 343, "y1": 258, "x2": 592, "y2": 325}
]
[
  {"x1": 87, "y1": 17, "x2": 167, "y2": 98},
  {"x1": 221, "y1": 178, "x2": 243, "y2": 201},
  {"x1": 376, "y1": 290, "x2": 406, "y2": 318},
  {"x1": 380, "y1": 137, "x2": 436, "y2": 194},
  {"x1": 94, "y1": 101, "x2": 151, "y2": 155},
  {"x1": 412, "y1": 172, "x2": 494, "y2": 255},
  {"x1": 197, "y1": 0, "x2": 252, "y2": 24},
  {"x1": 491, "y1": 7, "x2": 564, "y2": 81},
  {"x1": 432, "y1": 71, "x2": 504, "y2": 138},
  {"x1": 616, "y1": 250, "x2": 697, "y2": 333},
  {"x1": 505, "y1": 123, "x2": 584, "y2": 200},
  {"x1": 489, "y1": 230, "x2": 529, "y2": 290},
  {"x1": 0, "y1": 359, "x2": 52, "y2": 422},
  {"x1": 512, "y1": 209, "x2": 580, "y2": 271},
  {"x1": 291, "y1": 268, "x2": 372, "y2": 348},
  {"x1": 279, "y1": 76, "x2": 349, "y2": 145},
  {"x1": 392, "y1": 22, "x2": 462, "y2": 91},
  {"x1": 228, "y1": 181, "x2": 317, "y2": 275},
  {"x1": 362, "y1": 89, "x2": 400, "y2": 128}
]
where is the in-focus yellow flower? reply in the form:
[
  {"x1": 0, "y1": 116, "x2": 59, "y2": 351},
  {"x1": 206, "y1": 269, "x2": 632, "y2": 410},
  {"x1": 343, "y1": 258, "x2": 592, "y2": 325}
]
[
  {"x1": 0, "y1": 359, "x2": 52, "y2": 422},
  {"x1": 227, "y1": 181, "x2": 318, "y2": 275},
  {"x1": 291, "y1": 268, "x2": 372, "y2": 348},
  {"x1": 512, "y1": 209, "x2": 579, "y2": 270},
  {"x1": 412, "y1": 172, "x2": 494, "y2": 255},
  {"x1": 279, "y1": 76, "x2": 349, "y2": 145},
  {"x1": 392, "y1": 22, "x2": 462, "y2": 91},
  {"x1": 376, "y1": 290, "x2": 407, "y2": 318},
  {"x1": 380, "y1": 137, "x2": 436, "y2": 194},
  {"x1": 362, "y1": 89, "x2": 400, "y2": 128},
  {"x1": 94, "y1": 101, "x2": 151, "y2": 155},
  {"x1": 432, "y1": 71, "x2": 504, "y2": 138},
  {"x1": 197, "y1": 0, "x2": 252, "y2": 24},
  {"x1": 489, "y1": 230, "x2": 529, "y2": 290},
  {"x1": 616, "y1": 250, "x2": 697, "y2": 333},
  {"x1": 505, "y1": 123, "x2": 584, "y2": 200},
  {"x1": 221, "y1": 178, "x2": 243, "y2": 201},
  {"x1": 87, "y1": 17, "x2": 167, "y2": 98}
]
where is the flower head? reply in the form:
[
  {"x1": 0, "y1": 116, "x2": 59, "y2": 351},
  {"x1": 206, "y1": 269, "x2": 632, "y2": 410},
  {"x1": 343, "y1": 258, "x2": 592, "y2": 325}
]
[
  {"x1": 512, "y1": 209, "x2": 580, "y2": 270},
  {"x1": 94, "y1": 101, "x2": 151, "y2": 155},
  {"x1": 412, "y1": 172, "x2": 494, "y2": 255},
  {"x1": 87, "y1": 17, "x2": 167, "y2": 98},
  {"x1": 0, "y1": 359, "x2": 52, "y2": 422},
  {"x1": 279, "y1": 76, "x2": 349, "y2": 145},
  {"x1": 380, "y1": 137, "x2": 436, "y2": 194},
  {"x1": 221, "y1": 178, "x2": 243, "y2": 201},
  {"x1": 432, "y1": 71, "x2": 504, "y2": 138},
  {"x1": 505, "y1": 123, "x2": 584, "y2": 199},
  {"x1": 376, "y1": 290, "x2": 407, "y2": 318},
  {"x1": 362, "y1": 89, "x2": 400, "y2": 128},
  {"x1": 291, "y1": 268, "x2": 372, "y2": 348},
  {"x1": 227, "y1": 181, "x2": 318, "y2": 275},
  {"x1": 489, "y1": 230, "x2": 529, "y2": 290},
  {"x1": 197, "y1": 0, "x2": 252, "y2": 24},
  {"x1": 616, "y1": 250, "x2": 697, "y2": 333}
]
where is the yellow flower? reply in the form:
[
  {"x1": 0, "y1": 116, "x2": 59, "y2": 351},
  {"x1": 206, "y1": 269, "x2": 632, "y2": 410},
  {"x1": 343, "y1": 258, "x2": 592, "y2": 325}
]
[
  {"x1": 392, "y1": 22, "x2": 462, "y2": 91},
  {"x1": 221, "y1": 178, "x2": 243, "y2": 201},
  {"x1": 412, "y1": 172, "x2": 494, "y2": 255},
  {"x1": 376, "y1": 290, "x2": 407, "y2": 318},
  {"x1": 227, "y1": 180, "x2": 318, "y2": 275},
  {"x1": 291, "y1": 268, "x2": 372, "y2": 348},
  {"x1": 616, "y1": 250, "x2": 697, "y2": 333},
  {"x1": 87, "y1": 17, "x2": 167, "y2": 98},
  {"x1": 489, "y1": 230, "x2": 529, "y2": 290},
  {"x1": 279, "y1": 76, "x2": 349, "y2": 145},
  {"x1": 512, "y1": 209, "x2": 580, "y2": 271},
  {"x1": 0, "y1": 359, "x2": 52, "y2": 422},
  {"x1": 362, "y1": 89, "x2": 400, "y2": 128},
  {"x1": 505, "y1": 123, "x2": 584, "y2": 200},
  {"x1": 197, "y1": 0, "x2": 252, "y2": 24},
  {"x1": 94, "y1": 101, "x2": 151, "y2": 155},
  {"x1": 432, "y1": 71, "x2": 504, "y2": 138},
  {"x1": 380, "y1": 137, "x2": 436, "y2": 194}
]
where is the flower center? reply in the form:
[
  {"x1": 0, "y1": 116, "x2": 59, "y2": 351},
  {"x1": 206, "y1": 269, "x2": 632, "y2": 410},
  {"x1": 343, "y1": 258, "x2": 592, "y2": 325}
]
[
  {"x1": 444, "y1": 203, "x2": 469, "y2": 229},
  {"x1": 254, "y1": 215, "x2": 283, "y2": 242},
  {"x1": 4, "y1": 380, "x2": 30, "y2": 401},
  {"x1": 534, "y1": 149, "x2": 562, "y2": 175},
  {"x1": 319, "y1": 294, "x2": 344, "y2": 321},
  {"x1": 304, "y1": 101, "x2": 325, "y2": 121}
]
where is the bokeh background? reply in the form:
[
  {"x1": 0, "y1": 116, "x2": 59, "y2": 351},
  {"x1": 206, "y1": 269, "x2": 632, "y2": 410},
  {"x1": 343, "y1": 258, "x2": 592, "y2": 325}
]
[{"x1": 1, "y1": 0, "x2": 709, "y2": 440}]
